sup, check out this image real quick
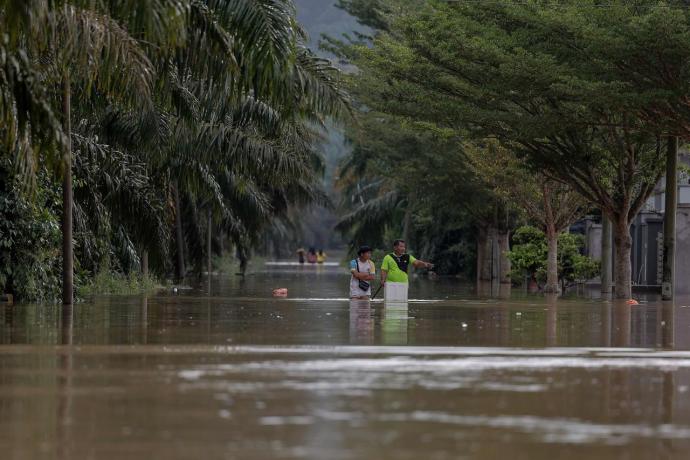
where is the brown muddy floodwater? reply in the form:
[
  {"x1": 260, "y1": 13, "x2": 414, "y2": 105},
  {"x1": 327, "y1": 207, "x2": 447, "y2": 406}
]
[{"x1": 2, "y1": 262, "x2": 690, "y2": 459}]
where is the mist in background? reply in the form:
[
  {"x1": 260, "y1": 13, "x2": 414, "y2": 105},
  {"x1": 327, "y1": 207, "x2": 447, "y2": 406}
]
[
  {"x1": 295, "y1": 0, "x2": 365, "y2": 51},
  {"x1": 291, "y1": 0, "x2": 363, "y2": 253}
]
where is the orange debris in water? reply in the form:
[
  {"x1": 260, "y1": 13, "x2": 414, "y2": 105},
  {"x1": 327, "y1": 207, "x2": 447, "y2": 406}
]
[{"x1": 272, "y1": 288, "x2": 288, "y2": 297}]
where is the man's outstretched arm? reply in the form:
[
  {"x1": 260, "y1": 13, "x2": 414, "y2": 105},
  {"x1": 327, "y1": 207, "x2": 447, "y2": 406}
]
[{"x1": 413, "y1": 259, "x2": 433, "y2": 269}]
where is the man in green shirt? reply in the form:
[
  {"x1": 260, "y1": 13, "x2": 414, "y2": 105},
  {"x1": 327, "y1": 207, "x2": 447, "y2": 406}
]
[{"x1": 380, "y1": 239, "x2": 433, "y2": 301}]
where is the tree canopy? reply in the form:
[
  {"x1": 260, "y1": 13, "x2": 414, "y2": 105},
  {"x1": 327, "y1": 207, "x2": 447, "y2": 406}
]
[
  {"x1": 0, "y1": 0, "x2": 349, "y2": 301},
  {"x1": 333, "y1": 0, "x2": 690, "y2": 297}
]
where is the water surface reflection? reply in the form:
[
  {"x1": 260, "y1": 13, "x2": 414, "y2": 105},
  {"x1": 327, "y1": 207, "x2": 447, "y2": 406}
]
[
  {"x1": 2, "y1": 264, "x2": 690, "y2": 459},
  {"x1": 3, "y1": 296, "x2": 689, "y2": 349}
]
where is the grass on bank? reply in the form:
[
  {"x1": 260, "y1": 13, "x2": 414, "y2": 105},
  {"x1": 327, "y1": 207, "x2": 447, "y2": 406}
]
[
  {"x1": 79, "y1": 253, "x2": 266, "y2": 298},
  {"x1": 212, "y1": 254, "x2": 266, "y2": 275},
  {"x1": 78, "y1": 271, "x2": 161, "y2": 297}
]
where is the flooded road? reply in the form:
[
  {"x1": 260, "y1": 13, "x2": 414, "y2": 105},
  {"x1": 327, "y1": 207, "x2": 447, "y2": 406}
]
[{"x1": 2, "y1": 262, "x2": 690, "y2": 459}]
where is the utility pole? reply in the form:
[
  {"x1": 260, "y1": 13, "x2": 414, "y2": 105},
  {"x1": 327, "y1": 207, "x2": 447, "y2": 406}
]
[{"x1": 662, "y1": 136, "x2": 678, "y2": 300}]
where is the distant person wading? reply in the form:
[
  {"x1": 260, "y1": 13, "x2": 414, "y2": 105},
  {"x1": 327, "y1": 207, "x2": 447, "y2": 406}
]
[
  {"x1": 350, "y1": 246, "x2": 376, "y2": 299},
  {"x1": 381, "y1": 240, "x2": 433, "y2": 302},
  {"x1": 307, "y1": 248, "x2": 317, "y2": 264}
]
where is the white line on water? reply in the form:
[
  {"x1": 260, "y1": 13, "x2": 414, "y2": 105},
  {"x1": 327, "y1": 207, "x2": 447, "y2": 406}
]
[
  {"x1": 280, "y1": 298, "x2": 442, "y2": 303},
  {"x1": 204, "y1": 345, "x2": 688, "y2": 358},
  {"x1": 256, "y1": 410, "x2": 690, "y2": 443},
  {"x1": 265, "y1": 262, "x2": 341, "y2": 267},
  {"x1": 178, "y1": 356, "x2": 690, "y2": 375},
  {"x1": 172, "y1": 346, "x2": 690, "y2": 381},
  {"x1": 379, "y1": 411, "x2": 690, "y2": 444},
  {"x1": 9, "y1": 345, "x2": 690, "y2": 361}
]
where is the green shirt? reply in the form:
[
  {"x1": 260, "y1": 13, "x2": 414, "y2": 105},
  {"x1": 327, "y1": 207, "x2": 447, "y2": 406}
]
[{"x1": 381, "y1": 254, "x2": 417, "y2": 283}]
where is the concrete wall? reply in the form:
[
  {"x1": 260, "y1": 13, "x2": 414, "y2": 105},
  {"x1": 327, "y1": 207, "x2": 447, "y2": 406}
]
[{"x1": 586, "y1": 222, "x2": 603, "y2": 261}]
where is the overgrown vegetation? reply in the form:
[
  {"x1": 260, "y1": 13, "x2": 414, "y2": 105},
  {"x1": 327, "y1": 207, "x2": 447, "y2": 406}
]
[
  {"x1": 78, "y1": 272, "x2": 160, "y2": 297},
  {"x1": 0, "y1": 160, "x2": 62, "y2": 302},
  {"x1": 0, "y1": 0, "x2": 349, "y2": 302},
  {"x1": 330, "y1": 0, "x2": 687, "y2": 296},
  {"x1": 508, "y1": 227, "x2": 599, "y2": 290}
]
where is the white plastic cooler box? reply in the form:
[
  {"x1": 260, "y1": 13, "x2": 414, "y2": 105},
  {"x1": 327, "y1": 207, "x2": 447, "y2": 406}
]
[{"x1": 384, "y1": 282, "x2": 408, "y2": 302}]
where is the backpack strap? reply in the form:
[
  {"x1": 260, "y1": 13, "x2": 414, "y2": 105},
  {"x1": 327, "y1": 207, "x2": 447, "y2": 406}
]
[{"x1": 389, "y1": 253, "x2": 410, "y2": 273}]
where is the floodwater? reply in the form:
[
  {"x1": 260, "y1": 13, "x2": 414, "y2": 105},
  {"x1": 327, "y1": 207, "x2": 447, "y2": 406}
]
[{"x1": 2, "y1": 263, "x2": 690, "y2": 459}]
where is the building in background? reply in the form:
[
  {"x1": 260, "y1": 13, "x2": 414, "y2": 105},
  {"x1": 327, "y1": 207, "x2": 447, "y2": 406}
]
[{"x1": 580, "y1": 153, "x2": 690, "y2": 294}]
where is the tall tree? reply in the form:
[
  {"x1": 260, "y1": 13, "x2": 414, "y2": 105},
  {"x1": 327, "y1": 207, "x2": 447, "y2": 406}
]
[
  {"x1": 20, "y1": 3, "x2": 158, "y2": 304},
  {"x1": 339, "y1": 0, "x2": 678, "y2": 298},
  {"x1": 468, "y1": 143, "x2": 587, "y2": 292},
  {"x1": 336, "y1": 111, "x2": 500, "y2": 277},
  {"x1": 0, "y1": 0, "x2": 350, "y2": 301}
]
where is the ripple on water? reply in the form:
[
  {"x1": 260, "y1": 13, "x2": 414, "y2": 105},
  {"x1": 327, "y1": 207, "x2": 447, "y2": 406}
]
[
  {"x1": 247, "y1": 410, "x2": 690, "y2": 446},
  {"x1": 377, "y1": 412, "x2": 690, "y2": 445}
]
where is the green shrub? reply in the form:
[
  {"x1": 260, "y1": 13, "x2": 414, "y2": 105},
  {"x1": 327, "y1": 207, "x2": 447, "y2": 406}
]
[
  {"x1": 508, "y1": 226, "x2": 599, "y2": 286},
  {"x1": 0, "y1": 162, "x2": 63, "y2": 303}
]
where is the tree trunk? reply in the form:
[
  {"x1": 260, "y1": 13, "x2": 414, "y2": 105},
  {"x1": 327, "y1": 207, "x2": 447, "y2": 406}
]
[
  {"x1": 141, "y1": 250, "x2": 149, "y2": 279},
  {"x1": 402, "y1": 204, "x2": 412, "y2": 243},
  {"x1": 541, "y1": 182, "x2": 559, "y2": 293},
  {"x1": 207, "y1": 209, "x2": 213, "y2": 277},
  {"x1": 497, "y1": 229, "x2": 511, "y2": 284},
  {"x1": 207, "y1": 210, "x2": 213, "y2": 296},
  {"x1": 61, "y1": 74, "x2": 73, "y2": 306},
  {"x1": 273, "y1": 238, "x2": 283, "y2": 260},
  {"x1": 662, "y1": 136, "x2": 678, "y2": 300},
  {"x1": 238, "y1": 245, "x2": 248, "y2": 276},
  {"x1": 476, "y1": 229, "x2": 483, "y2": 282},
  {"x1": 613, "y1": 218, "x2": 633, "y2": 299},
  {"x1": 601, "y1": 217, "x2": 612, "y2": 294},
  {"x1": 544, "y1": 227, "x2": 560, "y2": 293},
  {"x1": 173, "y1": 183, "x2": 185, "y2": 282},
  {"x1": 476, "y1": 227, "x2": 489, "y2": 282}
]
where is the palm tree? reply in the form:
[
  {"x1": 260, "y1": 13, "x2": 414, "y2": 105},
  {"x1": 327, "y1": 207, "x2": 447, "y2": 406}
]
[
  {"x1": 1, "y1": 1, "x2": 169, "y2": 303},
  {"x1": 48, "y1": 6, "x2": 160, "y2": 304},
  {"x1": 0, "y1": 1, "x2": 350, "y2": 300},
  {"x1": 141, "y1": 0, "x2": 348, "y2": 280}
]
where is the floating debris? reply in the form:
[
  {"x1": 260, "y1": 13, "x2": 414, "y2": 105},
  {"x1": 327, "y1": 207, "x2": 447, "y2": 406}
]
[{"x1": 272, "y1": 288, "x2": 288, "y2": 297}]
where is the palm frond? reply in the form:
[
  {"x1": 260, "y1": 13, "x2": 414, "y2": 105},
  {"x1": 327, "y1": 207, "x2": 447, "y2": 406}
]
[
  {"x1": 72, "y1": 133, "x2": 170, "y2": 272},
  {"x1": 54, "y1": 5, "x2": 155, "y2": 106},
  {"x1": 290, "y1": 46, "x2": 351, "y2": 120},
  {"x1": 210, "y1": 0, "x2": 298, "y2": 94},
  {"x1": 0, "y1": 43, "x2": 64, "y2": 182},
  {"x1": 336, "y1": 189, "x2": 400, "y2": 245}
]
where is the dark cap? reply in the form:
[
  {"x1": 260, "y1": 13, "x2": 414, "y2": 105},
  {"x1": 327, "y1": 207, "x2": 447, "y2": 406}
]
[{"x1": 357, "y1": 245, "x2": 373, "y2": 255}]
